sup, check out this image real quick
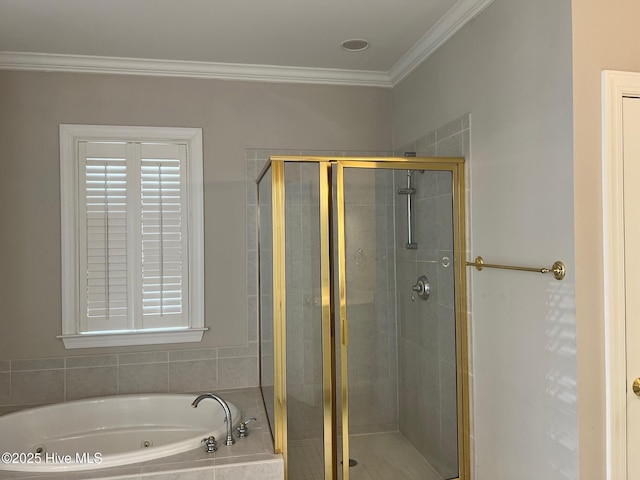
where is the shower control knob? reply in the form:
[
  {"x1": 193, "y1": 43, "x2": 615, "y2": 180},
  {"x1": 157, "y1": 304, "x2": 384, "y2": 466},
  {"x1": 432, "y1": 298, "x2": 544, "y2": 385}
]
[{"x1": 411, "y1": 275, "x2": 430, "y2": 301}]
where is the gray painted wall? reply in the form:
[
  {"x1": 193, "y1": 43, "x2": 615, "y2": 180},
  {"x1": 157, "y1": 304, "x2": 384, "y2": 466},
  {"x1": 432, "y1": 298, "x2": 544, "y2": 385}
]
[
  {"x1": 0, "y1": 71, "x2": 392, "y2": 364},
  {"x1": 392, "y1": 0, "x2": 576, "y2": 478}
]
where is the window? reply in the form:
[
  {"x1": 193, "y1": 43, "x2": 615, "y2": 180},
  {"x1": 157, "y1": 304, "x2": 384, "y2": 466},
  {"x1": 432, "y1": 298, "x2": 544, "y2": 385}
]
[{"x1": 59, "y1": 125, "x2": 205, "y2": 348}]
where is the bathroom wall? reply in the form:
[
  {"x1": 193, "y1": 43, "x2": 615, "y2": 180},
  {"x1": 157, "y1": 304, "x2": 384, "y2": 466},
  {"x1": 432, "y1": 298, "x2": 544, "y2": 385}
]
[
  {"x1": 392, "y1": 0, "x2": 576, "y2": 478},
  {"x1": 394, "y1": 115, "x2": 469, "y2": 477},
  {"x1": 0, "y1": 70, "x2": 392, "y2": 405},
  {"x1": 572, "y1": 1, "x2": 640, "y2": 478}
]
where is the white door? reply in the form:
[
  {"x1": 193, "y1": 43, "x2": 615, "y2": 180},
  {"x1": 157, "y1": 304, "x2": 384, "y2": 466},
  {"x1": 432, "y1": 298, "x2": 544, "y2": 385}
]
[{"x1": 623, "y1": 95, "x2": 640, "y2": 476}]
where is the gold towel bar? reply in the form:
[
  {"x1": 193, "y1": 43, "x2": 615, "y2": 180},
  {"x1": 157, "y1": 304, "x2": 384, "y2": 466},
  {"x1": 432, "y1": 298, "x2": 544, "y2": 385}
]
[{"x1": 465, "y1": 256, "x2": 566, "y2": 281}]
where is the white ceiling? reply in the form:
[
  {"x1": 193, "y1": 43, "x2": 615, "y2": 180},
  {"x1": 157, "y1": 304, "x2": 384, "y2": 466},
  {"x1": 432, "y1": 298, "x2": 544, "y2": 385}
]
[{"x1": 0, "y1": 0, "x2": 494, "y2": 86}]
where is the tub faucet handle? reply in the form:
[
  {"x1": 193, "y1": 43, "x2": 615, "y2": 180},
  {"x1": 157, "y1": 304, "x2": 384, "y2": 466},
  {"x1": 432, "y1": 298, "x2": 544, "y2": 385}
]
[
  {"x1": 237, "y1": 417, "x2": 257, "y2": 438},
  {"x1": 201, "y1": 435, "x2": 217, "y2": 453}
]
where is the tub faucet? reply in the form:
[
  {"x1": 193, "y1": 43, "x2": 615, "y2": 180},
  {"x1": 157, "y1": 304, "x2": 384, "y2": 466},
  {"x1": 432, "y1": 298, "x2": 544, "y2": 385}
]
[{"x1": 191, "y1": 393, "x2": 235, "y2": 446}]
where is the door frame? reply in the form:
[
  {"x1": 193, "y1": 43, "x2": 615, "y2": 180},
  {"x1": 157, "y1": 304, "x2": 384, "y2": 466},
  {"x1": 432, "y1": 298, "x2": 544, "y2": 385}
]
[{"x1": 602, "y1": 70, "x2": 640, "y2": 480}]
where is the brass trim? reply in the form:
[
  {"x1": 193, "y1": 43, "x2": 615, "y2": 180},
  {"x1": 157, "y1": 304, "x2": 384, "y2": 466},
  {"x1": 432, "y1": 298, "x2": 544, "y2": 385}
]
[
  {"x1": 453, "y1": 162, "x2": 471, "y2": 480},
  {"x1": 263, "y1": 155, "x2": 470, "y2": 480},
  {"x1": 319, "y1": 162, "x2": 337, "y2": 480},
  {"x1": 466, "y1": 256, "x2": 567, "y2": 281},
  {"x1": 269, "y1": 155, "x2": 464, "y2": 165},
  {"x1": 270, "y1": 160, "x2": 288, "y2": 474},
  {"x1": 336, "y1": 162, "x2": 350, "y2": 480}
]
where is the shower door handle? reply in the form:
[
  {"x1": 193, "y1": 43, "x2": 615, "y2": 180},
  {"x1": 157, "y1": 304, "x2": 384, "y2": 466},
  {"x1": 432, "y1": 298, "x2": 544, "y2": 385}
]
[{"x1": 341, "y1": 317, "x2": 348, "y2": 346}]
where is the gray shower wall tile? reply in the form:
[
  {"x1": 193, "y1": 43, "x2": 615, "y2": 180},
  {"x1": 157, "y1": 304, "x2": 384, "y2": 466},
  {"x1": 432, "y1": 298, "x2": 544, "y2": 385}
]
[
  {"x1": 440, "y1": 416, "x2": 460, "y2": 478},
  {"x1": 436, "y1": 171, "x2": 454, "y2": 196},
  {"x1": 436, "y1": 117, "x2": 464, "y2": 142},
  {"x1": 244, "y1": 148, "x2": 259, "y2": 161},
  {"x1": 417, "y1": 248, "x2": 439, "y2": 263},
  {"x1": 301, "y1": 204, "x2": 320, "y2": 251},
  {"x1": 218, "y1": 342, "x2": 258, "y2": 359},
  {"x1": 416, "y1": 144, "x2": 437, "y2": 158},
  {"x1": 118, "y1": 362, "x2": 169, "y2": 394},
  {"x1": 420, "y1": 402, "x2": 442, "y2": 468},
  {"x1": 66, "y1": 366, "x2": 117, "y2": 401},
  {"x1": 398, "y1": 295, "x2": 419, "y2": 342},
  {"x1": 246, "y1": 205, "x2": 257, "y2": 249},
  {"x1": 415, "y1": 131, "x2": 437, "y2": 151},
  {"x1": 416, "y1": 295, "x2": 440, "y2": 351},
  {"x1": 0, "y1": 361, "x2": 10, "y2": 372},
  {"x1": 396, "y1": 141, "x2": 417, "y2": 156},
  {"x1": 438, "y1": 250, "x2": 455, "y2": 309},
  {"x1": 300, "y1": 164, "x2": 320, "y2": 207},
  {"x1": 0, "y1": 345, "x2": 264, "y2": 407},
  {"x1": 303, "y1": 329, "x2": 322, "y2": 386},
  {"x1": 345, "y1": 247, "x2": 378, "y2": 293},
  {"x1": 414, "y1": 170, "x2": 438, "y2": 201},
  {"x1": 399, "y1": 383, "x2": 420, "y2": 446},
  {"x1": 348, "y1": 380, "x2": 395, "y2": 428},
  {"x1": 215, "y1": 459, "x2": 283, "y2": 480},
  {"x1": 0, "y1": 373, "x2": 10, "y2": 405},
  {"x1": 168, "y1": 359, "x2": 217, "y2": 393},
  {"x1": 247, "y1": 249, "x2": 258, "y2": 295},
  {"x1": 66, "y1": 354, "x2": 117, "y2": 368},
  {"x1": 436, "y1": 132, "x2": 464, "y2": 157},
  {"x1": 169, "y1": 348, "x2": 217, "y2": 362},
  {"x1": 398, "y1": 338, "x2": 419, "y2": 388},
  {"x1": 396, "y1": 113, "x2": 470, "y2": 466},
  {"x1": 118, "y1": 351, "x2": 168, "y2": 365},
  {"x1": 12, "y1": 357, "x2": 64, "y2": 371},
  {"x1": 246, "y1": 180, "x2": 257, "y2": 206},
  {"x1": 11, "y1": 369, "x2": 64, "y2": 405},
  {"x1": 440, "y1": 360, "x2": 458, "y2": 422},
  {"x1": 438, "y1": 305, "x2": 457, "y2": 366},
  {"x1": 218, "y1": 356, "x2": 257, "y2": 390},
  {"x1": 345, "y1": 204, "x2": 378, "y2": 250},
  {"x1": 434, "y1": 194, "x2": 454, "y2": 250},
  {"x1": 247, "y1": 295, "x2": 258, "y2": 343}
]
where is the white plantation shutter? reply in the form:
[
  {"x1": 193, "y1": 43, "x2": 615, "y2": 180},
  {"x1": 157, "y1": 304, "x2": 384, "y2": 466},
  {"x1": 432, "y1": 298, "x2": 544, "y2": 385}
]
[
  {"x1": 79, "y1": 142, "x2": 131, "y2": 332},
  {"x1": 61, "y1": 125, "x2": 204, "y2": 348},
  {"x1": 140, "y1": 143, "x2": 189, "y2": 328}
]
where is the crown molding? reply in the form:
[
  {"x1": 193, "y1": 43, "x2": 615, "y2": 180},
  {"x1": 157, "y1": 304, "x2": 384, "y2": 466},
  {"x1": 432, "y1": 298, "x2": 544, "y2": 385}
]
[
  {"x1": 389, "y1": 0, "x2": 495, "y2": 85},
  {"x1": 0, "y1": 51, "x2": 393, "y2": 88},
  {"x1": 0, "y1": 0, "x2": 493, "y2": 88}
]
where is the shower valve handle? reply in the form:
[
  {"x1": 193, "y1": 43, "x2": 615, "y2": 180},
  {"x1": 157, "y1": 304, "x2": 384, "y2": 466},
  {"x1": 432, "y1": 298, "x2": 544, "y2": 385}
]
[{"x1": 411, "y1": 275, "x2": 430, "y2": 301}]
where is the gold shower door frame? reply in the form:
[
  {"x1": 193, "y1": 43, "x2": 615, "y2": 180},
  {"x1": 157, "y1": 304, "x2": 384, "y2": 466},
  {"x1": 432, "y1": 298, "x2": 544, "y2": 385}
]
[{"x1": 261, "y1": 156, "x2": 469, "y2": 480}]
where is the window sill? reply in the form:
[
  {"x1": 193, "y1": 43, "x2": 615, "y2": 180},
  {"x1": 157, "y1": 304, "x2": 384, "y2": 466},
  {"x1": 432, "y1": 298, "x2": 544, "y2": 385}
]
[{"x1": 57, "y1": 328, "x2": 208, "y2": 349}]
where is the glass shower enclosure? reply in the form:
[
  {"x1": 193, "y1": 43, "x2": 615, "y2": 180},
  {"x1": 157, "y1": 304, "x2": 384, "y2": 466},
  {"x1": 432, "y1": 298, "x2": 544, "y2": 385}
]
[{"x1": 257, "y1": 156, "x2": 468, "y2": 480}]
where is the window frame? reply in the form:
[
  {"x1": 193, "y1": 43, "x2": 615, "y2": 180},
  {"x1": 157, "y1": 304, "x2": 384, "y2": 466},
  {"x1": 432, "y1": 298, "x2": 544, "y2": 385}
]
[{"x1": 59, "y1": 124, "x2": 206, "y2": 349}]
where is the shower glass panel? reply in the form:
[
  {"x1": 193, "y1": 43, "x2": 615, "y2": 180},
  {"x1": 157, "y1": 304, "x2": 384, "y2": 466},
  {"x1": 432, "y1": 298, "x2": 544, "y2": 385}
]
[
  {"x1": 338, "y1": 165, "x2": 459, "y2": 480},
  {"x1": 258, "y1": 156, "x2": 467, "y2": 480},
  {"x1": 284, "y1": 162, "x2": 328, "y2": 478},
  {"x1": 258, "y1": 165, "x2": 275, "y2": 438}
]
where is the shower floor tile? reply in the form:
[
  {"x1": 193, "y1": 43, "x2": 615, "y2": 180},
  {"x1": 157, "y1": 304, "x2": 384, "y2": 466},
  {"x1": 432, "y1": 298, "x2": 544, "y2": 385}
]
[{"x1": 288, "y1": 432, "x2": 445, "y2": 480}]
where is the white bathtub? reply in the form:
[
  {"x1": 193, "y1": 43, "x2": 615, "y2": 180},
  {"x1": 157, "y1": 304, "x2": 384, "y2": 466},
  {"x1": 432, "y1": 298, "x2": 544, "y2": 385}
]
[{"x1": 0, "y1": 394, "x2": 241, "y2": 472}]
